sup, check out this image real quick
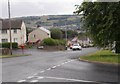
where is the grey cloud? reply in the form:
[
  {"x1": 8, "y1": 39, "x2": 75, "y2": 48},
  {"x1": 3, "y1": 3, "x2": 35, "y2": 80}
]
[{"x1": 1, "y1": 0, "x2": 82, "y2": 18}]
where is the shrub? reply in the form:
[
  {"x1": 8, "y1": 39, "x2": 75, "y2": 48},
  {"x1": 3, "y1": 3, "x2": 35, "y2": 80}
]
[
  {"x1": 50, "y1": 28, "x2": 63, "y2": 39},
  {"x1": 0, "y1": 42, "x2": 18, "y2": 49},
  {"x1": 55, "y1": 39, "x2": 66, "y2": 46},
  {"x1": 41, "y1": 38, "x2": 56, "y2": 46},
  {"x1": 41, "y1": 38, "x2": 66, "y2": 46}
]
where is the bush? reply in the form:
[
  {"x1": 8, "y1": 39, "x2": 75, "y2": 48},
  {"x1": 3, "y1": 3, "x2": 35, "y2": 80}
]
[
  {"x1": 50, "y1": 28, "x2": 63, "y2": 39},
  {"x1": 55, "y1": 39, "x2": 66, "y2": 45},
  {"x1": 0, "y1": 42, "x2": 18, "y2": 49},
  {"x1": 41, "y1": 38, "x2": 56, "y2": 46},
  {"x1": 41, "y1": 38, "x2": 66, "y2": 46}
]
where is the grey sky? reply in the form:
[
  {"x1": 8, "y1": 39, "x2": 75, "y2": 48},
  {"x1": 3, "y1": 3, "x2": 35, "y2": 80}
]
[{"x1": 1, "y1": 0, "x2": 83, "y2": 18}]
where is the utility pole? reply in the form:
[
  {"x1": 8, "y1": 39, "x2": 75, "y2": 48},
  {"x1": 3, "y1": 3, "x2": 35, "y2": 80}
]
[
  {"x1": 65, "y1": 19, "x2": 68, "y2": 50},
  {"x1": 65, "y1": 20, "x2": 67, "y2": 42},
  {"x1": 8, "y1": 0, "x2": 12, "y2": 55}
]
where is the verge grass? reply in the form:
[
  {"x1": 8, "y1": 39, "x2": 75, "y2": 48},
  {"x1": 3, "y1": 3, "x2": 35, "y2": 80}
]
[
  {"x1": 0, "y1": 54, "x2": 31, "y2": 58},
  {"x1": 80, "y1": 50, "x2": 120, "y2": 64}
]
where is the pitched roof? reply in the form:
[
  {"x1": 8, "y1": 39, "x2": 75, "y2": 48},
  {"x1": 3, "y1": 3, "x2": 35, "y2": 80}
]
[
  {"x1": 39, "y1": 27, "x2": 50, "y2": 34},
  {"x1": 1, "y1": 19, "x2": 22, "y2": 30},
  {"x1": 0, "y1": 19, "x2": 2, "y2": 29}
]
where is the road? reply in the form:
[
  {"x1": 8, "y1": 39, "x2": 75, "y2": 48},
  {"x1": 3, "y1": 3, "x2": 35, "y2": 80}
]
[{"x1": 2, "y1": 48, "x2": 119, "y2": 83}]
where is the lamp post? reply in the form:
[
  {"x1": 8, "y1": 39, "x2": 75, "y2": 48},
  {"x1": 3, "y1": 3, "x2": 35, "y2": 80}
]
[{"x1": 8, "y1": 0, "x2": 12, "y2": 55}]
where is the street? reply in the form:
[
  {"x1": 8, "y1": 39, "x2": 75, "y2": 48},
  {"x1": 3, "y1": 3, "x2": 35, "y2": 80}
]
[{"x1": 2, "y1": 48, "x2": 118, "y2": 83}]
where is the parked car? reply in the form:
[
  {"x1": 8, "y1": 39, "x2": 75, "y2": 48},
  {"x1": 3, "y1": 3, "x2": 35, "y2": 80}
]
[{"x1": 72, "y1": 43, "x2": 82, "y2": 50}]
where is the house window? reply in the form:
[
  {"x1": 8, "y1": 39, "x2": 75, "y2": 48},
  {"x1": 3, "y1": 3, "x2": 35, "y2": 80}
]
[
  {"x1": 1, "y1": 39, "x2": 8, "y2": 43},
  {"x1": 33, "y1": 34, "x2": 36, "y2": 38},
  {"x1": 13, "y1": 29, "x2": 17, "y2": 33},
  {"x1": 14, "y1": 38, "x2": 18, "y2": 42},
  {"x1": 2, "y1": 30, "x2": 7, "y2": 34}
]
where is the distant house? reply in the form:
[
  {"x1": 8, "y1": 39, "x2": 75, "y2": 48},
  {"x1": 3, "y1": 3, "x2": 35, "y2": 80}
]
[
  {"x1": 78, "y1": 37, "x2": 92, "y2": 47},
  {"x1": 28, "y1": 27, "x2": 51, "y2": 43},
  {"x1": 0, "y1": 19, "x2": 27, "y2": 46}
]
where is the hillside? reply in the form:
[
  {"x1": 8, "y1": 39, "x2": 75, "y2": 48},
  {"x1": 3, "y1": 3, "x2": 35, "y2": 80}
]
[{"x1": 14, "y1": 15, "x2": 82, "y2": 30}]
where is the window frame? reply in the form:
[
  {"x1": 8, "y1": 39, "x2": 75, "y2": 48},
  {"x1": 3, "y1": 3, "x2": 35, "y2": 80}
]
[
  {"x1": 1, "y1": 39, "x2": 8, "y2": 43},
  {"x1": 1, "y1": 30, "x2": 7, "y2": 34},
  {"x1": 13, "y1": 29, "x2": 17, "y2": 34}
]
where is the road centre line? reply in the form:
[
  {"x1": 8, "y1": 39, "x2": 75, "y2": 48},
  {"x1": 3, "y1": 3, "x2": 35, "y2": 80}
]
[
  {"x1": 30, "y1": 80, "x2": 39, "y2": 82},
  {"x1": 37, "y1": 76, "x2": 44, "y2": 79},
  {"x1": 33, "y1": 73, "x2": 38, "y2": 76},
  {"x1": 17, "y1": 80, "x2": 26, "y2": 82},
  {"x1": 57, "y1": 64, "x2": 61, "y2": 66},
  {"x1": 65, "y1": 61, "x2": 68, "y2": 63},
  {"x1": 18, "y1": 60, "x2": 75, "y2": 82},
  {"x1": 46, "y1": 68, "x2": 51, "y2": 70},
  {"x1": 52, "y1": 66, "x2": 57, "y2": 68},
  {"x1": 40, "y1": 70, "x2": 45, "y2": 73},
  {"x1": 27, "y1": 76, "x2": 34, "y2": 79}
]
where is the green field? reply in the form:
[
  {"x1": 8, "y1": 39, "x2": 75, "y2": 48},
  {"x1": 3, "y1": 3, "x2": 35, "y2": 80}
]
[{"x1": 80, "y1": 50, "x2": 120, "y2": 64}]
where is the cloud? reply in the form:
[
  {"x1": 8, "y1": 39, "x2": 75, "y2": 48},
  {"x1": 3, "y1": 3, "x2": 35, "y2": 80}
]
[{"x1": 1, "y1": 0, "x2": 83, "y2": 18}]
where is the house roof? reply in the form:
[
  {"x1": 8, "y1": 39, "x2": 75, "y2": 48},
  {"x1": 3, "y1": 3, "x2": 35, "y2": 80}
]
[
  {"x1": 1, "y1": 19, "x2": 22, "y2": 30},
  {"x1": 39, "y1": 27, "x2": 50, "y2": 34},
  {"x1": 0, "y1": 19, "x2": 2, "y2": 29},
  {"x1": 72, "y1": 37, "x2": 78, "y2": 42}
]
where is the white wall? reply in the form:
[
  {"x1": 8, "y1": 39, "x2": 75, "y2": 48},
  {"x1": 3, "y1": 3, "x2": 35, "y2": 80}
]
[{"x1": 0, "y1": 21, "x2": 27, "y2": 46}]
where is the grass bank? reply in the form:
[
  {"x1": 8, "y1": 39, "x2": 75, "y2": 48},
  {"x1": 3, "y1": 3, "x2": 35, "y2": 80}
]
[
  {"x1": 80, "y1": 50, "x2": 120, "y2": 64},
  {"x1": 0, "y1": 54, "x2": 31, "y2": 58}
]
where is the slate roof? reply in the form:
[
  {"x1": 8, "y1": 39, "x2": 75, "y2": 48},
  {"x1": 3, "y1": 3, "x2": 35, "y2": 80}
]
[
  {"x1": 1, "y1": 19, "x2": 22, "y2": 30},
  {"x1": 39, "y1": 27, "x2": 50, "y2": 34}
]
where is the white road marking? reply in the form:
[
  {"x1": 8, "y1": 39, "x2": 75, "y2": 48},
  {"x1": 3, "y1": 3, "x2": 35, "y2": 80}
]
[
  {"x1": 45, "y1": 76, "x2": 95, "y2": 82},
  {"x1": 40, "y1": 70, "x2": 45, "y2": 73},
  {"x1": 18, "y1": 59, "x2": 76, "y2": 83},
  {"x1": 71, "y1": 60, "x2": 74, "y2": 61},
  {"x1": 57, "y1": 64, "x2": 61, "y2": 67},
  {"x1": 52, "y1": 66, "x2": 57, "y2": 68},
  {"x1": 33, "y1": 73, "x2": 38, "y2": 76},
  {"x1": 37, "y1": 76, "x2": 44, "y2": 79},
  {"x1": 64, "y1": 62, "x2": 68, "y2": 64},
  {"x1": 68, "y1": 61, "x2": 71, "y2": 62},
  {"x1": 17, "y1": 80, "x2": 26, "y2": 82},
  {"x1": 47, "y1": 68, "x2": 51, "y2": 70},
  {"x1": 27, "y1": 76, "x2": 34, "y2": 79},
  {"x1": 30, "y1": 80, "x2": 38, "y2": 82}
]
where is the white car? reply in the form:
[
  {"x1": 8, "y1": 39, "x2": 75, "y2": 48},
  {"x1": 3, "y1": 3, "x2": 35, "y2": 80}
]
[{"x1": 72, "y1": 43, "x2": 82, "y2": 50}]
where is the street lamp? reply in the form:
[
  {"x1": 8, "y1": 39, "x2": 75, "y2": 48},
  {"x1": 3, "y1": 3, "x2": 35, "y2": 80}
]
[{"x1": 8, "y1": 0, "x2": 12, "y2": 55}]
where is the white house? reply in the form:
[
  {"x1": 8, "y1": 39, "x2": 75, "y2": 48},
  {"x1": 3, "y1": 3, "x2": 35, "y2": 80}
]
[
  {"x1": 28, "y1": 27, "x2": 51, "y2": 43},
  {"x1": 0, "y1": 19, "x2": 27, "y2": 46}
]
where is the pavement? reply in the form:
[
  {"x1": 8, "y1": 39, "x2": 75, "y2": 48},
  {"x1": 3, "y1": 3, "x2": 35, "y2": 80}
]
[{"x1": 1, "y1": 47, "x2": 119, "y2": 83}]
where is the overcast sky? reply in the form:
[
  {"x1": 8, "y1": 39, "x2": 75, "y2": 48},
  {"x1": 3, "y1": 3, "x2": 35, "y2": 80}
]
[{"x1": 1, "y1": 0, "x2": 83, "y2": 18}]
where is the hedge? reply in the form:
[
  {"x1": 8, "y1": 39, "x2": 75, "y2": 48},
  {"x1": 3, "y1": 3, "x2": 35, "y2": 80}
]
[
  {"x1": 41, "y1": 38, "x2": 66, "y2": 46},
  {"x1": 0, "y1": 42, "x2": 18, "y2": 49}
]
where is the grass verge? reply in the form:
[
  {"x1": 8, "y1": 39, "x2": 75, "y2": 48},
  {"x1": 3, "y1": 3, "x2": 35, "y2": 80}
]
[
  {"x1": 80, "y1": 50, "x2": 120, "y2": 64},
  {"x1": 0, "y1": 54, "x2": 31, "y2": 58}
]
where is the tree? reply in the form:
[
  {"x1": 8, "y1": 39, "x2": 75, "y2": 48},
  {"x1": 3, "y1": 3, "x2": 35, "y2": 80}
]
[
  {"x1": 50, "y1": 28, "x2": 63, "y2": 39},
  {"x1": 75, "y1": 2, "x2": 120, "y2": 53},
  {"x1": 67, "y1": 30, "x2": 78, "y2": 39},
  {"x1": 26, "y1": 27, "x2": 33, "y2": 41}
]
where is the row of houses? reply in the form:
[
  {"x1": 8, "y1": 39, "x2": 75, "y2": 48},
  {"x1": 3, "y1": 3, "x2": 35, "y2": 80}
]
[
  {"x1": 0, "y1": 19, "x2": 91, "y2": 47},
  {"x1": 0, "y1": 19, "x2": 51, "y2": 46}
]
